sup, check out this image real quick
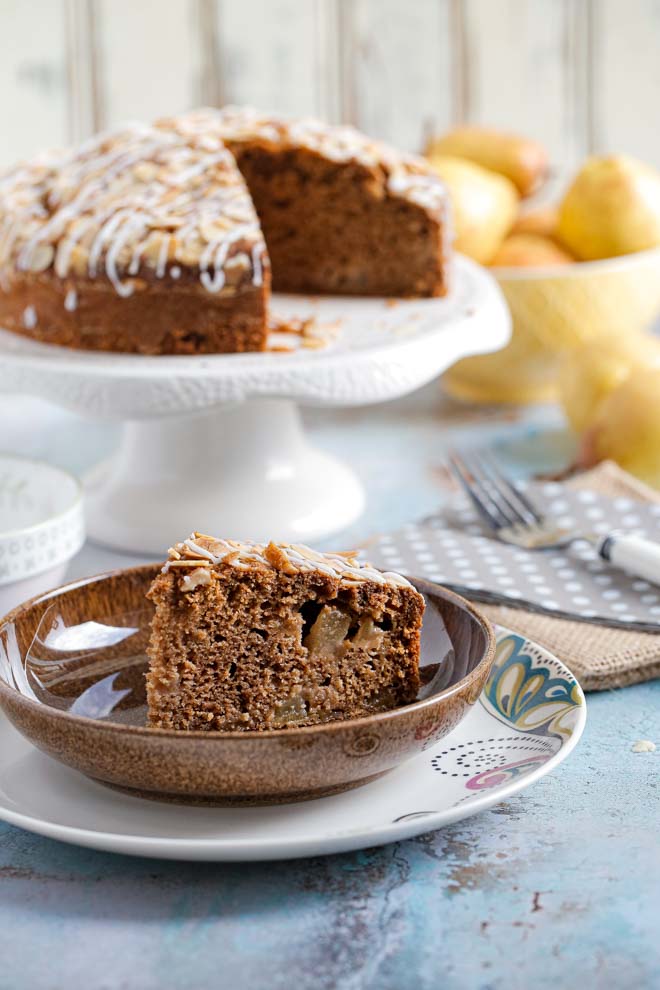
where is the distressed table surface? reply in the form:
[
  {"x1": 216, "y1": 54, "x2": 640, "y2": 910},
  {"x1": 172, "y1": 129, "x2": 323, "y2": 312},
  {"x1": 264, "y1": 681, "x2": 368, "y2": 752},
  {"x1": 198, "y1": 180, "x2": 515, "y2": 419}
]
[{"x1": 1, "y1": 387, "x2": 659, "y2": 990}]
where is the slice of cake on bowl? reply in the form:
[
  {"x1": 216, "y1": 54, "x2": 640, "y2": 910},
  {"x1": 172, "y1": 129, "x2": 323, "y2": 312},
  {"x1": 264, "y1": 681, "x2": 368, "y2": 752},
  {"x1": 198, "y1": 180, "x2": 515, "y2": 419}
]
[{"x1": 146, "y1": 534, "x2": 425, "y2": 731}]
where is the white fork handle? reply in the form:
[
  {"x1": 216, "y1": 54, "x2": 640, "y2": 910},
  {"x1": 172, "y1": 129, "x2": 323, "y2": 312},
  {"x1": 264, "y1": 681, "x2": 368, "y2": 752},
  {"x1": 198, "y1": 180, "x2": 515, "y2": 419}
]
[{"x1": 598, "y1": 534, "x2": 660, "y2": 587}]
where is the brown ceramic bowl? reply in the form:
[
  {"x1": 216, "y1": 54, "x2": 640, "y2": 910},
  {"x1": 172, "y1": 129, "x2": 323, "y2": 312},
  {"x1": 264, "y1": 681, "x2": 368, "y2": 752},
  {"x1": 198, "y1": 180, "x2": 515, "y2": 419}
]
[{"x1": 0, "y1": 564, "x2": 495, "y2": 805}]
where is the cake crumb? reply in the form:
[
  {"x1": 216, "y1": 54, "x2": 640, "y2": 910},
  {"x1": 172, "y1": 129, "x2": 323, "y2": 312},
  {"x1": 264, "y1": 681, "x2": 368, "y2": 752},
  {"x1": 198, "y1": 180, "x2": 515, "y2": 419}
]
[
  {"x1": 267, "y1": 314, "x2": 340, "y2": 352},
  {"x1": 632, "y1": 739, "x2": 656, "y2": 753}
]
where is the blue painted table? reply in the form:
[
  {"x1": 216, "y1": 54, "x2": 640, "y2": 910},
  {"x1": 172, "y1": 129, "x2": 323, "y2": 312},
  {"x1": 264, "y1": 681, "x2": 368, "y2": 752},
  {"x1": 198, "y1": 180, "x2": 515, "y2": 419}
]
[{"x1": 1, "y1": 387, "x2": 659, "y2": 990}]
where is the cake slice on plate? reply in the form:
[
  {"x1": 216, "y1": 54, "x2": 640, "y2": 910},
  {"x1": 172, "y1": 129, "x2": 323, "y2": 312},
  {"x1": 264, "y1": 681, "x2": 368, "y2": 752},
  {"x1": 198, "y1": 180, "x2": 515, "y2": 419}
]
[{"x1": 146, "y1": 534, "x2": 425, "y2": 731}]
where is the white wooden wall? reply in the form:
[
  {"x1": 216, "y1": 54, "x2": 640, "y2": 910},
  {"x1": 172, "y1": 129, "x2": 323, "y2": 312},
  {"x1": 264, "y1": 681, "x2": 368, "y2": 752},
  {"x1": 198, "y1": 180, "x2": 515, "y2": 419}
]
[{"x1": 2, "y1": 0, "x2": 660, "y2": 172}]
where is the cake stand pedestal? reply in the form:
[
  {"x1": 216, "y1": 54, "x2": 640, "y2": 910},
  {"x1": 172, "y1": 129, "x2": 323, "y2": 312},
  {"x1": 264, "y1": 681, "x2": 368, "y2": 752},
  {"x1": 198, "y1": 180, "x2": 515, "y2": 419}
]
[
  {"x1": 83, "y1": 400, "x2": 365, "y2": 549},
  {"x1": 0, "y1": 256, "x2": 510, "y2": 553}
]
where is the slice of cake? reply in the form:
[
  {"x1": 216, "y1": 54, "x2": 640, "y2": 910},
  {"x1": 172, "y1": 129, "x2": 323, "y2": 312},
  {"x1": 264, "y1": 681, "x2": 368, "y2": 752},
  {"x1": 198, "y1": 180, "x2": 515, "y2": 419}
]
[
  {"x1": 0, "y1": 123, "x2": 269, "y2": 354},
  {"x1": 164, "y1": 106, "x2": 451, "y2": 298},
  {"x1": 146, "y1": 534, "x2": 425, "y2": 731}
]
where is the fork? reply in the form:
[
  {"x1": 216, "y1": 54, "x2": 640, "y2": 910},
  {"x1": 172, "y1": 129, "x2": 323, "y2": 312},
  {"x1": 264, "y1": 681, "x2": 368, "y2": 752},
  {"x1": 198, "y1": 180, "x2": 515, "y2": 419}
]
[{"x1": 449, "y1": 449, "x2": 660, "y2": 587}]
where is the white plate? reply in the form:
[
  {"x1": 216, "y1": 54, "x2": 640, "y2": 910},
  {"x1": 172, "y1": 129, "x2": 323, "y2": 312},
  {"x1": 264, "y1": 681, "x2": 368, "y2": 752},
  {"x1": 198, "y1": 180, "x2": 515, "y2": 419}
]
[
  {"x1": 0, "y1": 256, "x2": 510, "y2": 416},
  {"x1": 0, "y1": 626, "x2": 585, "y2": 860},
  {"x1": 0, "y1": 256, "x2": 512, "y2": 551}
]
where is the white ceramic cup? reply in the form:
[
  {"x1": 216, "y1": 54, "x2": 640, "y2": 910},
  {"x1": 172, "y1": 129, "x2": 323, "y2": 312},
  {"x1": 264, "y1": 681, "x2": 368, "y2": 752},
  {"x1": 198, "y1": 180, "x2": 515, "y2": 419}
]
[{"x1": 0, "y1": 454, "x2": 85, "y2": 617}]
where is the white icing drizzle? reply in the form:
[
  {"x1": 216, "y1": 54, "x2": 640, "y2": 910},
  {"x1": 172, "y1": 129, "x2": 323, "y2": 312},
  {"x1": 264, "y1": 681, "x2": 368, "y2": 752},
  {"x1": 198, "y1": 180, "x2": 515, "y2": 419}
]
[
  {"x1": 166, "y1": 535, "x2": 412, "y2": 589},
  {"x1": 251, "y1": 243, "x2": 264, "y2": 287},
  {"x1": 200, "y1": 222, "x2": 252, "y2": 293},
  {"x1": 0, "y1": 107, "x2": 448, "y2": 307},
  {"x1": 166, "y1": 106, "x2": 448, "y2": 219},
  {"x1": 105, "y1": 213, "x2": 148, "y2": 296},
  {"x1": 155, "y1": 234, "x2": 170, "y2": 278},
  {"x1": 22, "y1": 305, "x2": 37, "y2": 328},
  {"x1": 0, "y1": 122, "x2": 265, "y2": 300},
  {"x1": 64, "y1": 288, "x2": 77, "y2": 311}
]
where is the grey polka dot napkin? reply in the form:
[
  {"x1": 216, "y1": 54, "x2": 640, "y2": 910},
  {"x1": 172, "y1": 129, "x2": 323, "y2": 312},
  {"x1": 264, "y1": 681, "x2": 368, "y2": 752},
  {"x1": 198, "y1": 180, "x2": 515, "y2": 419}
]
[{"x1": 368, "y1": 478, "x2": 660, "y2": 632}]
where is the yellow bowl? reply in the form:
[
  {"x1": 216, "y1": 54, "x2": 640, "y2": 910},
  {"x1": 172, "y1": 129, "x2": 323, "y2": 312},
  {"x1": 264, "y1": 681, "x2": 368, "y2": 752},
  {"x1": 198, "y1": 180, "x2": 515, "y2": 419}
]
[{"x1": 444, "y1": 246, "x2": 660, "y2": 404}]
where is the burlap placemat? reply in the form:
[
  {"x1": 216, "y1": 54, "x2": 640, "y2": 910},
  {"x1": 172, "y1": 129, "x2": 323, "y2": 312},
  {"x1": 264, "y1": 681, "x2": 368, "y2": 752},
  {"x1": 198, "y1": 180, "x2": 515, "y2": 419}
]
[{"x1": 477, "y1": 462, "x2": 660, "y2": 691}]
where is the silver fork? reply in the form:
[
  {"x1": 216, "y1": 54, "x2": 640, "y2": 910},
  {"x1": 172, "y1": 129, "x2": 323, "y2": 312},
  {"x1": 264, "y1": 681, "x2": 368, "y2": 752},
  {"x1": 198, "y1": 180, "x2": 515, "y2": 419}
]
[{"x1": 449, "y1": 449, "x2": 660, "y2": 587}]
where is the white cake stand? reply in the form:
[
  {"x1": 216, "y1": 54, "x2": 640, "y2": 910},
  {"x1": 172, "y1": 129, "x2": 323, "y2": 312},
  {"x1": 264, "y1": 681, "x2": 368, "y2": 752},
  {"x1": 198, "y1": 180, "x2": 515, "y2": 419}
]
[{"x1": 0, "y1": 256, "x2": 510, "y2": 553}]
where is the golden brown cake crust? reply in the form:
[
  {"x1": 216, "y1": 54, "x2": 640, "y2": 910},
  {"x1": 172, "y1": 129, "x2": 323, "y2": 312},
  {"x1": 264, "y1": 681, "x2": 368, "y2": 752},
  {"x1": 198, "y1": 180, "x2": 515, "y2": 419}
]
[{"x1": 146, "y1": 535, "x2": 425, "y2": 732}]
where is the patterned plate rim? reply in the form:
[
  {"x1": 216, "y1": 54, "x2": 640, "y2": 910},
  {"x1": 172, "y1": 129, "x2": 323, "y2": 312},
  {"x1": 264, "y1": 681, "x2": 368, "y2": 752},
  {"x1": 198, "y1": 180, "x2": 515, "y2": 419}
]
[{"x1": 0, "y1": 624, "x2": 586, "y2": 860}]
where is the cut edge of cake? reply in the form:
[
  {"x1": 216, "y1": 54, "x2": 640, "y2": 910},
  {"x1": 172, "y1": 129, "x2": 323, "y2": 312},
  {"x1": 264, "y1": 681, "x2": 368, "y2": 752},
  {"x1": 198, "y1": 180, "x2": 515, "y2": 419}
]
[
  {"x1": 145, "y1": 534, "x2": 425, "y2": 732},
  {"x1": 0, "y1": 106, "x2": 452, "y2": 353}
]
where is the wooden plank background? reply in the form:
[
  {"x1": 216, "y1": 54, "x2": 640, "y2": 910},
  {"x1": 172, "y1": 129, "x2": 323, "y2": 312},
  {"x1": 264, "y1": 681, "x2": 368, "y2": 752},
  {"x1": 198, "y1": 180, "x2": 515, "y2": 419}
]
[{"x1": 1, "y1": 0, "x2": 659, "y2": 174}]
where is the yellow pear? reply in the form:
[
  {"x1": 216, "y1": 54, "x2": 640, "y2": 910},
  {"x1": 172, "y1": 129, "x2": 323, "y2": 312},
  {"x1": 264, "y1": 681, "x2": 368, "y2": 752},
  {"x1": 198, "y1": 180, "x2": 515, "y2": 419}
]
[
  {"x1": 558, "y1": 155, "x2": 660, "y2": 260},
  {"x1": 491, "y1": 233, "x2": 574, "y2": 268},
  {"x1": 511, "y1": 205, "x2": 559, "y2": 239},
  {"x1": 581, "y1": 365, "x2": 660, "y2": 488},
  {"x1": 559, "y1": 333, "x2": 660, "y2": 433},
  {"x1": 426, "y1": 126, "x2": 548, "y2": 197},
  {"x1": 426, "y1": 154, "x2": 518, "y2": 264}
]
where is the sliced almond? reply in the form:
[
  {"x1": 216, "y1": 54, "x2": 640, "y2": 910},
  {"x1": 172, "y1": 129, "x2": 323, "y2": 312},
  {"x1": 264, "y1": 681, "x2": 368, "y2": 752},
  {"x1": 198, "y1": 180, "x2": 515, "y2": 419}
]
[
  {"x1": 149, "y1": 215, "x2": 185, "y2": 230},
  {"x1": 68, "y1": 244, "x2": 89, "y2": 276},
  {"x1": 133, "y1": 162, "x2": 159, "y2": 183},
  {"x1": 200, "y1": 218, "x2": 233, "y2": 243},
  {"x1": 225, "y1": 252, "x2": 250, "y2": 271},
  {"x1": 264, "y1": 542, "x2": 298, "y2": 574},
  {"x1": 55, "y1": 242, "x2": 88, "y2": 278},
  {"x1": 176, "y1": 240, "x2": 203, "y2": 267},
  {"x1": 141, "y1": 232, "x2": 167, "y2": 266},
  {"x1": 27, "y1": 243, "x2": 54, "y2": 272}
]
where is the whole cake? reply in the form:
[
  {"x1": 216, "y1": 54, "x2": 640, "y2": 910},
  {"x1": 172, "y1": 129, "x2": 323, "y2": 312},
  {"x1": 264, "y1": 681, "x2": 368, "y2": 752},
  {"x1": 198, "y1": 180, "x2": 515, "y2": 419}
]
[
  {"x1": 0, "y1": 108, "x2": 450, "y2": 354},
  {"x1": 146, "y1": 534, "x2": 425, "y2": 731}
]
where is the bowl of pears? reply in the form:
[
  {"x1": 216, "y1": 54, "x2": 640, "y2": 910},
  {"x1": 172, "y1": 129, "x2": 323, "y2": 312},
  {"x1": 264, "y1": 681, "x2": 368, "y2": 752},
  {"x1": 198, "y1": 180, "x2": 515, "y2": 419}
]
[{"x1": 426, "y1": 127, "x2": 660, "y2": 407}]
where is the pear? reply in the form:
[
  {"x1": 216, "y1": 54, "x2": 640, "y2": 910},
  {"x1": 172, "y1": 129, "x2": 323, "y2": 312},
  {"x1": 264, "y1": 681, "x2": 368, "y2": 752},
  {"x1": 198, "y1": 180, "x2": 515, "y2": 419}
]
[
  {"x1": 559, "y1": 333, "x2": 660, "y2": 432},
  {"x1": 491, "y1": 232, "x2": 574, "y2": 268},
  {"x1": 511, "y1": 205, "x2": 559, "y2": 239},
  {"x1": 581, "y1": 365, "x2": 660, "y2": 488},
  {"x1": 426, "y1": 154, "x2": 518, "y2": 264},
  {"x1": 558, "y1": 155, "x2": 660, "y2": 260},
  {"x1": 426, "y1": 127, "x2": 548, "y2": 197}
]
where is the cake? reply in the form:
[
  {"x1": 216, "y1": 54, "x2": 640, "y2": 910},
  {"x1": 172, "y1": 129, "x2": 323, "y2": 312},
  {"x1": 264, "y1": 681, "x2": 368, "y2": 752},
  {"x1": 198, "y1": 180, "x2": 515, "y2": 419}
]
[
  {"x1": 146, "y1": 534, "x2": 425, "y2": 731},
  {"x1": 0, "y1": 108, "x2": 451, "y2": 354},
  {"x1": 0, "y1": 124, "x2": 270, "y2": 354},
  {"x1": 164, "y1": 106, "x2": 451, "y2": 298}
]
